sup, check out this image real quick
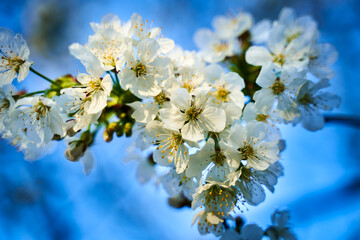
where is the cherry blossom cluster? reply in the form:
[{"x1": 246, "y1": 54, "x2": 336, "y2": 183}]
[{"x1": 0, "y1": 7, "x2": 340, "y2": 238}]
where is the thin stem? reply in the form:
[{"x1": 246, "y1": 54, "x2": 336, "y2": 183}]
[
  {"x1": 20, "y1": 90, "x2": 46, "y2": 98},
  {"x1": 324, "y1": 114, "x2": 360, "y2": 128},
  {"x1": 107, "y1": 71, "x2": 117, "y2": 85},
  {"x1": 114, "y1": 71, "x2": 120, "y2": 88},
  {"x1": 30, "y1": 67, "x2": 61, "y2": 87}
]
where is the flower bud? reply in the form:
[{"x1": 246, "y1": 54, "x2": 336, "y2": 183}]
[
  {"x1": 116, "y1": 124, "x2": 124, "y2": 137},
  {"x1": 103, "y1": 130, "x2": 113, "y2": 142},
  {"x1": 124, "y1": 122, "x2": 133, "y2": 137},
  {"x1": 65, "y1": 141, "x2": 87, "y2": 162},
  {"x1": 80, "y1": 130, "x2": 93, "y2": 146},
  {"x1": 119, "y1": 112, "x2": 127, "y2": 120},
  {"x1": 103, "y1": 122, "x2": 118, "y2": 142},
  {"x1": 65, "y1": 120, "x2": 78, "y2": 137}
]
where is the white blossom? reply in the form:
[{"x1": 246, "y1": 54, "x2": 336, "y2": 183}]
[
  {"x1": 194, "y1": 28, "x2": 238, "y2": 63},
  {"x1": 253, "y1": 64, "x2": 306, "y2": 121},
  {"x1": 204, "y1": 64, "x2": 245, "y2": 122},
  {"x1": 307, "y1": 43, "x2": 338, "y2": 79},
  {"x1": 276, "y1": 7, "x2": 318, "y2": 48},
  {"x1": 0, "y1": 28, "x2": 33, "y2": 85},
  {"x1": 70, "y1": 28, "x2": 128, "y2": 72},
  {"x1": 9, "y1": 96, "x2": 66, "y2": 146},
  {"x1": 168, "y1": 46, "x2": 205, "y2": 73},
  {"x1": 192, "y1": 181, "x2": 237, "y2": 221},
  {"x1": 293, "y1": 78, "x2": 341, "y2": 131},
  {"x1": 212, "y1": 12, "x2": 253, "y2": 40},
  {"x1": 242, "y1": 102, "x2": 282, "y2": 140},
  {"x1": 0, "y1": 85, "x2": 16, "y2": 132},
  {"x1": 159, "y1": 88, "x2": 226, "y2": 141},
  {"x1": 246, "y1": 27, "x2": 310, "y2": 70},
  {"x1": 55, "y1": 71, "x2": 112, "y2": 131},
  {"x1": 161, "y1": 168, "x2": 198, "y2": 200},
  {"x1": 129, "y1": 13, "x2": 174, "y2": 54},
  {"x1": 192, "y1": 210, "x2": 224, "y2": 236},
  {"x1": 90, "y1": 13, "x2": 131, "y2": 36},
  {"x1": 266, "y1": 210, "x2": 297, "y2": 240},
  {"x1": 145, "y1": 120, "x2": 198, "y2": 173},
  {"x1": 228, "y1": 121, "x2": 280, "y2": 171},
  {"x1": 236, "y1": 162, "x2": 283, "y2": 206},
  {"x1": 186, "y1": 138, "x2": 241, "y2": 183},
  {"x1": 120, "y1": 38, "x2": 170, "y2": 98}
]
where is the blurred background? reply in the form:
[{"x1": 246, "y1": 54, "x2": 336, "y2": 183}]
[{"x1": 1, "y1": 0, "x2": 360, "y2": 239}]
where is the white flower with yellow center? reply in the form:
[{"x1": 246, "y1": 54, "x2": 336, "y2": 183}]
[
  {"x1": 212, "y1": 11, "x2": 253, "y2": 39},
  {"x1": 192, "y1": 210, "x2": 224, "y2": 237},
  {"x1": 186, "y1": 138, "x2": 241, "y2": 184},
  {"x1": 242, "y1": 102, "x2": 282, "y2": 140},
  {"x1": 159, "y1": 88, "x2": 226, "y2": 142},
  {"x1": 120, "y1": 38, "x2": 170, "y2": 98},
  {"x1": 90, "y1": 13, "x2": 131, "y2": 36},
  {"x1": 0, "y1": 28, "x2": 33, "y2": 86},
  {"x1": 70, "y1": 28, "x2": 128, "y2": 72},
  {"x1": 228, "y1": 121, "x2": 280, "y2": 171},
  {"x1": 0, "y1": 85, "x2": 15, "y2": 132},
  {"x1": 204, "y1": 64, "x2": 245, "y2": 122},
  {"x1": 277, "y1": 7, "x2": 318, "y2": 47},
  {"x1": 76, "y1": 72, "x2": 113, "y2": 113},
  {"x1": 245, "y1": 22, "x2": 313, "y2": 70},
  {"x1": 194, "y1": 28, "x2": 238, "y2": 63},
  {"x1": 192, "y1": 181, "x2": 237, "y2": 221},
  {"x1": 129, "y1": 13, "x2": 174, "y2": 54},
  {"x1": 55, "y1": 88, "x2": 101, "y2": 132},
  {"x1": 127, "y1": 90, "x2": 169, "y2": 124},
  {"x1": 145, "y1": 120, "x2": 198, "y2": 173},
  {"x1": 55, "y1": 66, "x2": 112, "y2": 131},
  {"x1": 253, "y1": 64, "x2": 306, "y2": 121},
  {"x1": 161, "y1": 168, "x2": 199, "y2": 200},
  {"x1": 168, "y1": 46, "x2": 206, "y2": 74},
  {"x1": 293, "y1": 78, "x2": 341, "y2": 131},
  {"x1": 236, "y1": 162, "x2": 283, "y2": 206},
  {"x1": 9, "y1": 96, "x2": 66, "y2": 146},
  {"x1": 175, "y1": 67, "x2": 205, "y2": 94},
  {"x1": 307, "y1": 43, "x2": 338, "y2": 79}
]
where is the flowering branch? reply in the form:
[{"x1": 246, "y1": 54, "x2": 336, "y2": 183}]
[
  {"x1": 0, "y1": 7, "x2": 343, "y2": 239},
  {"x1": 324, "y1": 114, "x2": 360, "y2": 128}
]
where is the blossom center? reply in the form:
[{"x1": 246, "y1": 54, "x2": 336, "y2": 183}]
[
  {"x1": 213, "y1": 42, "x2": 228, "y2": 53},
  {"x1": 34, "y1": 101, "x2": 50, "y2": 119},
  {"x1": 171, "y1": 132, "x2": 184, "y2": 146},
  {"x1": 271, "y1": 78, "x2": 285, "y2": 95},
  {"x1": 256, "y1": 114, "x2": 268, "y2": 122},
  {"x1": 182, "y1": 82, "x2": 194, "y2": 92},
  {"x1": 153, "y1": 91, "x2": 168, "y2": 105},
  {"x1": 2, "y1": 56, "x2": 25, "y2": 73},
  {"x1": 132, "y1": 62, "x2": 147, "y2": 77},
  {"x1": 239, "y1": 143, "x2": 255, "y2": 160},
  {"x1": 273, "y1": 53, "x2": 285, "y2": 66},
  {"x1": 0, "y1": 98, "x2": 10, "y2": 117},
  {"x1": 185, "y1": 107, "x2": 201, "y2": 121},
  {"x1": 298, "y1": 93, "x2": 313, "y2": 106},
  {"x1": 211, "y1": 151, "x2": 226, "y2": 166},
  {"x1": 215, "y1": 86, "x2": 230, "y2": 102},
  {"x1": 203, "y1": 185, "x2": 235, "y2": 216},
  {"x1": 0, "y1": 98, "x2": 10, "y2": 110},
  {"x1": 88, "y1": 79, "x2": 102, "y2": 93}
]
